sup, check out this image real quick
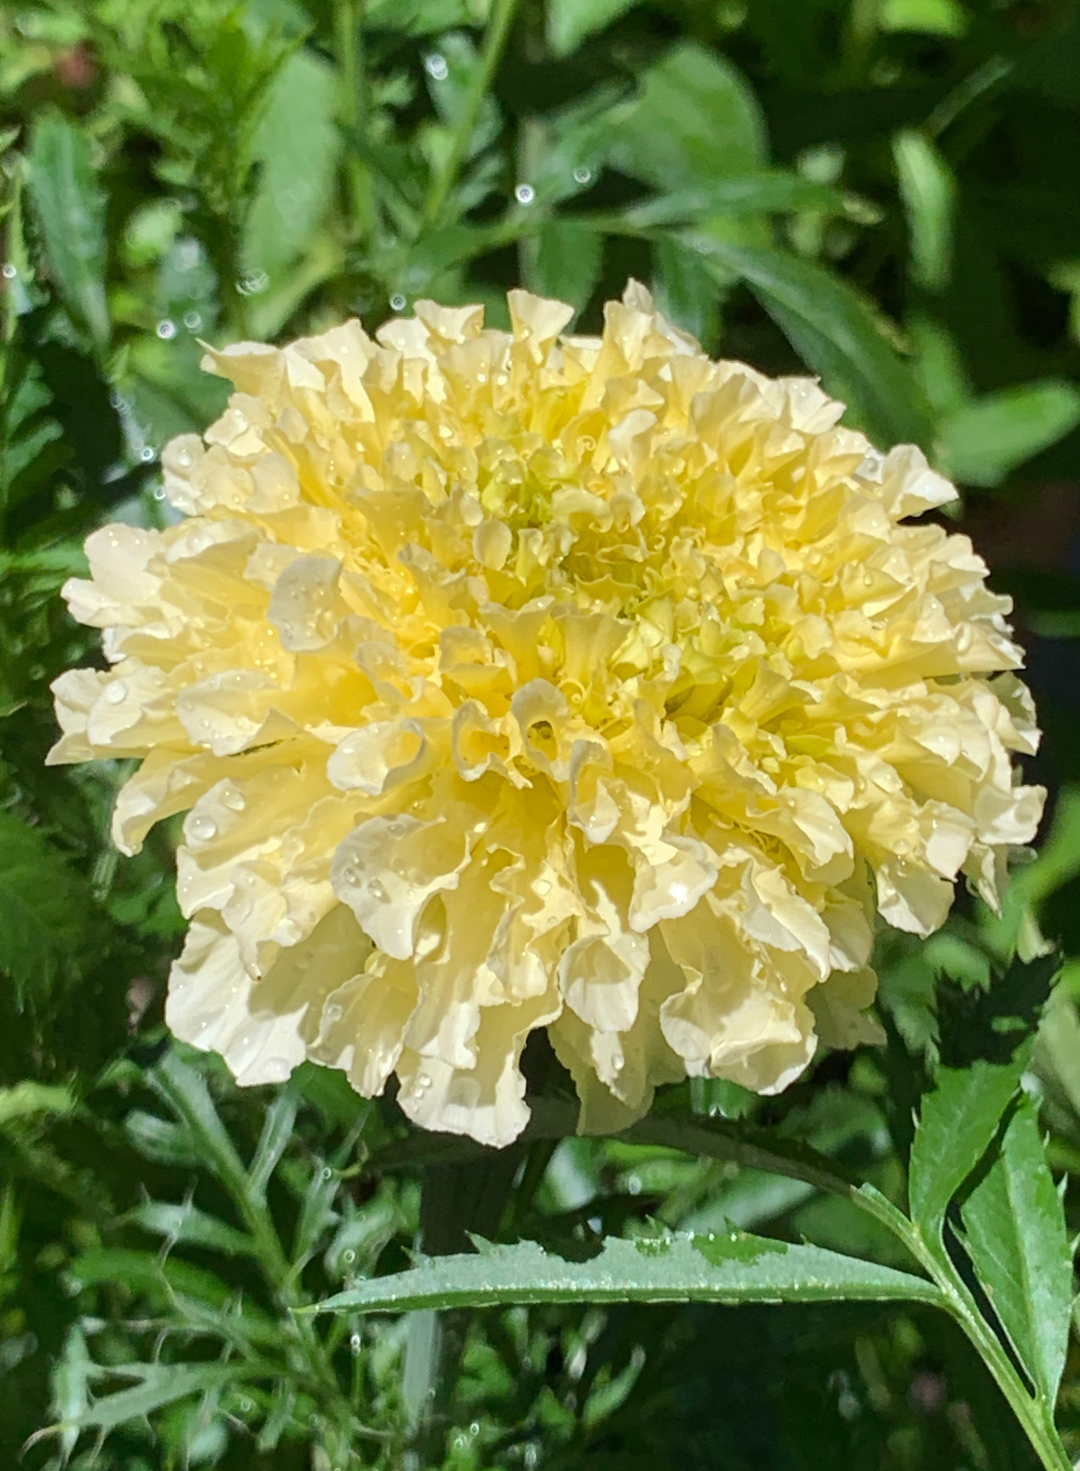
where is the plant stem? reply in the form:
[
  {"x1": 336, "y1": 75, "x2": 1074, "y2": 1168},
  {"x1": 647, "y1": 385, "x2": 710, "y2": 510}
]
[
  {"x1": 402, "y1": 1148, "x2": 525, "y2": 1467},
  {"x1": 335, "y1": 0, "x2": 376, "y2": 243},
  {"x1": 420, "y1": 0, "x2": 520, "y2": 229},
  {"x1": 853, "y1": 1186, "x2": 1072, "y2": 1471}
]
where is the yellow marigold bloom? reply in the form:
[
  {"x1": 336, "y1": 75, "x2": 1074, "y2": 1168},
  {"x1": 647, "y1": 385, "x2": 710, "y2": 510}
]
[{"x1": 49, "y1": 283, "x2": 1044, "y2": 1145}]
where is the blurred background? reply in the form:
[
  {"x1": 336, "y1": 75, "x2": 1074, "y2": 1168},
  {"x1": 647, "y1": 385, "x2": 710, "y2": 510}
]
[{"x1": 3, "y1": 1, "x2": 1080, "y2": 1467}]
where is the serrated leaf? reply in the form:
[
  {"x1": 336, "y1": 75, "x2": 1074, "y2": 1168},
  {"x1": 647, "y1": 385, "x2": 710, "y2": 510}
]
[
  {"x1": 528, "y1": 220, "x2": 602, "y2": 310},
  {"x1": 909, "y1": 953, "x2": 1057, "y2": 1238},
  {"x1": 610, "y1": 44, "x2": 765, "y2": 191},
  {"x1": 50, "y1": 1325, "x2": 91, "y2": 1464},
  {"x1": 310, "y1": 1231, "x2": 942, "y2": 1316},
  {"x1": 938, "y1": 381, "x2": 1080, "y2": 488},
  {"x1": 0, "y1": 812, "x2": 101, "y2": 1010},
  {"x1": 689, "y1": 240, "x2": 934, "y2": 448},
  {"x1": 27, "y1": 114, "x2": 109, "y2": 347},
  {"x1": 909, "y1": 1060, "x2": 1023, "y2": 1237},
  {"x1": 960, "y1": 1097, "x2": 1073, "y2": 1406}
]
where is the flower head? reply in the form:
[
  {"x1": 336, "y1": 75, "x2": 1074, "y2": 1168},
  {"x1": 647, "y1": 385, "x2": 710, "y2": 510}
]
[{"x1": 50, "y1": 283, "x2": 1044, "y2": 1145}]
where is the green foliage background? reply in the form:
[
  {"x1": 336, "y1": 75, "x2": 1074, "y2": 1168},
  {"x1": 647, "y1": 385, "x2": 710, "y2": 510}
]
[{"x1": 3, "y1": 0, "x2": 1080, "y2": 1467}]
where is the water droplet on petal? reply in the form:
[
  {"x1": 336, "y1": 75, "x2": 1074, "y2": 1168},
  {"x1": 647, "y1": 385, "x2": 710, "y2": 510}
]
[
  {"x1": 369, "y1": 879, "x2": 389, "y2": 901},
  {"x1": 261, "y1": 1056, "x2": 292, "y2": 1083},
  {"x1": 104, "y1": 680, "x2": 126, "y2": 704},
  {"x1": 189, "y1": 814, "x2": 217, "y2": 841},
  {"x1": 221, "y1": 787, "x2": 246, "y2": 812}
]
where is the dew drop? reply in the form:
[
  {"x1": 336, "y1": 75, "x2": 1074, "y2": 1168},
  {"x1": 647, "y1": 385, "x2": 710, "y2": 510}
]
[
  {"x1": 535, "y1": 877, "x2": 551, "y2": 896},
  {"x1": 573, "y1": 165, "x2": 592, "y2": 185},
  {"x1": 369, "y1": 879, "x2": 388, "y2": 901},
  {"x1": 183, "y1": 309, "x2": 202, "y2": 331},
  {"x1": 156, "y1": 318, "x2": 176, "y2": 340},
  {"x1": 239, "y1": 1396, "x2": 253, "y2": 1414},
  {"x1": 1, "y1": 263, "x2": 16, "y2": 280},
  {"x1": 476, "y1": 370, "x2": 487, "y2": 384},
  {"x1": 343, "y1": 1247, "x2": 357, "y2": 1265},
  {"x1": 104, "y1": 680, "x2": 127, "y2": 704},
  {"x1": 189, "y1": 814, "x2": 217, "y2": 841},
  {"x1": 389, "y1": 292, "x2": 407, "y2": 312},
  {"x1": 424, "y1": 51, "x2": 448, "y2": 81},
  {"x1": 324, "y1": 1003, "x2": 343, "y2": 1025},
  {"x1": 414, "y1": 1072, "x2": 432, "y2": 1095},
  {"x1": 514, "y1": 183, "x2": 536, "y2": 206},
  {"x1": 350, "y1": 1331, "x2": 362, "y2": 1354},
  {"x1": 174, "y1": 447, "x2": 194, "y2": 469},
  {"x1": 236, "y1": 269, "x2": 269, "y2": 296},
  {"x1": 322, "y1": 1166, "x2": 333, "y2": 1181},
  {"x1": 140, "y1": 446, "x2": 156, "y2": 462},
  {"x1": 341, "y1": 865, "x2": 360, "y2": 887},
  {"x1": 261, "y1": 1056, "x2": 291, "y2": 1083},
  {"x1": 152, "y1": 484, "x2": 166, "y2": 500},
  {"x1": 221, "y1": 787, "x2": 246, "y2": 812}
]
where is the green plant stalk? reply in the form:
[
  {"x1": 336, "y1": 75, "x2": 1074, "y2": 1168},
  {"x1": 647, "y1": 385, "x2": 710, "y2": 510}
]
[
  {"x1": 854, "y1": 1186, "x2": 1072, "y2": 1471},
  {"x1": 420, "y1": 0, "x2": 521, "y2": 229},
  {"x1": 152, "y1": 1062, "x2": 360, "y2": 1462},
  {"x1": 335, "y1": 0, "x2": 376, "y2": 243},
  {"x1": 402, "y1": 1148, "x2": 525, "y2": 1466}
]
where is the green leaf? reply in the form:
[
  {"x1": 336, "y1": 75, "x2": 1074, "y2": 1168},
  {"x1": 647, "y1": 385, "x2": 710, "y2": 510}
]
[
  {"x1": 893, "y1": 130, "x2": 955, "y2": 292},
  {"x1": 0, "y1": 812, "x2": 101, "y2": 1011},
  {"x1": 625, "y1": 173, "x2": 863, "y2": 228},
  {"x1": 938, "y1": 381, "x2": 1080, "y2": 488},
  {"x1": 909, "y1": 1061, "x2": 1025, "y2": 1239},
  {"x1": 546, "y1": 0, "x2": 642, "y2": 55},
  {"x1": 310, "y1": 1231, "x2": 942, "y2": 1316},
  {"x1": 0, "y1": 1080, "x2": 76, "y2": 1128},
  {"x1": 960, "y1": 1097, "x2": 1073, "y2": 1406},
  {"x1": 248, "y1": 1085, "x2": 299, "y2": 1200},
  {"x1": 528, "y1": 220, "x2": 602, "y2": 309},
  {"x1": 610, "y1": 44, "x2": 765, "y2": 191},
  {"x1": 690, "y1": 240, "x2": 934, "y2": 448},
  {"x1": 243, "y1": 50, "x2": 342, "y2": 282},
  {"x1": 128, "y1": 1200, "x2": 256, "y2": 1257},
  {"x1": 50, "y1": 1363, "x2": 259, "y2": 1436},
  {"x1": 652, "y1": 234, "x2": 724, "y2": 348},
  {"x1": 27, "y1": 114, "x2": 110, "y2": 348},
  {"x1": 908, "y1": 954, "x2": 1057, "y2": 1239}
]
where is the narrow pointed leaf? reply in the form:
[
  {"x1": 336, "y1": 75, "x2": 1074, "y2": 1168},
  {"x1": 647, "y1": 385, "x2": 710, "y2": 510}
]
[
  {"x1": 960, "y1": 1097, "x2": 1073, "y2": 1405},
  {"x1": 309, "y1": 1231, "x2": 942, "y2": 1316},
  {"x1": 27, "y1": 114, "x2": 110, "y2": 347}
]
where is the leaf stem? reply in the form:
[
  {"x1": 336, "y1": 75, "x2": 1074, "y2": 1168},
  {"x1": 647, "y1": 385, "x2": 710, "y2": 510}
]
[
  {"x1": 420, "y1": 0, "x2": 520, "y2": 229},
  {"x1": 852, "y1": 1186, "x2": 1072, "y2": 1471}
]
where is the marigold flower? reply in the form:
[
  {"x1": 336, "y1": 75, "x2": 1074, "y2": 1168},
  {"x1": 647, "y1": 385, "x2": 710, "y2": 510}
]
[{"x1": 49, "y1": 283, "x2": 1044, "y2": 1145}]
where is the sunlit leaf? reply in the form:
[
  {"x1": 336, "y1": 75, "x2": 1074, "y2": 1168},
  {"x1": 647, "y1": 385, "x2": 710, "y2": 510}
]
[
  {"x1": 960, "y1": 1096, "x2": 1073, "y2": 1405},
  {"x1": 938, "y1": 381, "x2": 1080, "y2": 488},
  {"x1": 311, "y1": 1231, "x2": 942, "y2": 1315},
  {"x1": 610, "y1": 44, "x2": 765, "y2": 191},
  {"x1": 689, "y1": 239, "x2": 934, "y2": 447}
]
